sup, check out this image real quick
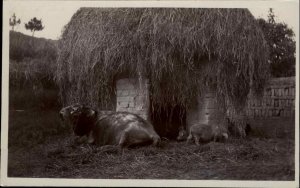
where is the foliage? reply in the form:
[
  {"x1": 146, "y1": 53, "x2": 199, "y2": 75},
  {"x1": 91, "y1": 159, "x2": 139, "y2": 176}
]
[
  {"x1": 9, "y1": 13, "x2": 21, "y2": 31},
  {"x1": 56, "y1": 8, "x2": 269, "y2": 112},
  {"x1": 9, "y1": 58, "x2": 57, "y2": 90},
  {"x1": 257, "y1": 9, "x2": 296, "y2": 77},
  {"x1": 9, "y1": 31, "x2": 57, "y2": 62},
  {"x1": 25, "y1": 17, "x2": 45, "y2": 36}
]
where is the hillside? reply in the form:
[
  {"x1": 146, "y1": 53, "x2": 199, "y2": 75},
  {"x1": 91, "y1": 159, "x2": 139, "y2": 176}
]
[
  {"x1": 9, "y1": 31, "x2": 58, "y2": 62},
  {"x1": 9, "y1": 31, "x2": 59, "y2": 109}
]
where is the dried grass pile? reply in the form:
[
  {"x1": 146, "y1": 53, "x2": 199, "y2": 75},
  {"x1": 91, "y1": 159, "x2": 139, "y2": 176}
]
[{"x1": 56, "y1": 8, "x2": 269, "y2": 112}]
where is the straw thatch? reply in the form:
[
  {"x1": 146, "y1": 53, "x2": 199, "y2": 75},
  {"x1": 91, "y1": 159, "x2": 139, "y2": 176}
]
[{"x1": 56, "y1": 8, "x2": 269, "y2": 111}]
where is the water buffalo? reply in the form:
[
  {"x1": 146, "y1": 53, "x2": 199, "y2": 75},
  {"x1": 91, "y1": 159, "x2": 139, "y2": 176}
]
[
  {"x1": 59, "y1": 104, "x2": 161, "y2": 147},
  {"x1": 177, "y1": 123, "x2": 228, "y2": 145}
]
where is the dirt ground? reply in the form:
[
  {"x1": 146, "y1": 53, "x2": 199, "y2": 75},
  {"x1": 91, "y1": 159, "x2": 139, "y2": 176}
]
[{"x1": 8, "y1": 134, "x2": 295, "y2": 180}]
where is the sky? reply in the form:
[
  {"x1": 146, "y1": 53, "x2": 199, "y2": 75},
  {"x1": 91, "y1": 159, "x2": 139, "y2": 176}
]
[{"x1": 6, "y1": 1, "x2": 299, "y2": 40}]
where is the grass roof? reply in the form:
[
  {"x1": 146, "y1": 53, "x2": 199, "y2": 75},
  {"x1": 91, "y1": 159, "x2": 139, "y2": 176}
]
[{"x1": 56, "y1": 8, "x2": 269, "y2": 111}]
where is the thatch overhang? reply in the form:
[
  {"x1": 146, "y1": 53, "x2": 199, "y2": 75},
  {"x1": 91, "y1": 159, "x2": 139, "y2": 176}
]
[{"x1": 56, "y1": 8, "x2": 269, "y2": 110}]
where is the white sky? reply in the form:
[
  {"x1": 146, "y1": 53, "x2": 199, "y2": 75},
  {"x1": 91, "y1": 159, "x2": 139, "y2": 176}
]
[{"x1": 5, "y1": 1, "x2": 299, "y2": 40}]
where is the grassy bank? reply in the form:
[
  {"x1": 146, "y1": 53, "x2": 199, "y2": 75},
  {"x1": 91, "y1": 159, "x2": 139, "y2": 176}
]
[{"x1": 8, "y1": 107, "x2": 68, "y2": 148}]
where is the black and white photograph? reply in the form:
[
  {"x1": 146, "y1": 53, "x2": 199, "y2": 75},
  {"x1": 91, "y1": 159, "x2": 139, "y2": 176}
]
[{"x1": 1, "y1": 0, "x2": 299, "y2": 187}]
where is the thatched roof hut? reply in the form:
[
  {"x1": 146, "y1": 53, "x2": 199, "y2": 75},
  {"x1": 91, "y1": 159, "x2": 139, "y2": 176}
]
[{"x1": 56, "y1": 8, "x2": 269, "y2": 113}]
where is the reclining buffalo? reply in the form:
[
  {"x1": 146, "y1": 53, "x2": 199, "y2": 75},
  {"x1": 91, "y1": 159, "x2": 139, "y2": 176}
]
[
  {"x1": 59, "y1": 104, "x2": 160, "y2": 147},
  {"x1": 177, "y1": 123, "x2": 228, "y2": 145}
]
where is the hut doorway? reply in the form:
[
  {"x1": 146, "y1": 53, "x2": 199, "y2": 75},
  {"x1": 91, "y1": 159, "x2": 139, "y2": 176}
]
[{"x1": 150, "y1": 103, "x2": 186, "y2": 139}]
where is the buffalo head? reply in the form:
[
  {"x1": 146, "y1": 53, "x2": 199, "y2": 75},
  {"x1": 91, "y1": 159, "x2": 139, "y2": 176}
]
[{"x1": 59, "y1": 104, "x2": 97, "y2": 136}]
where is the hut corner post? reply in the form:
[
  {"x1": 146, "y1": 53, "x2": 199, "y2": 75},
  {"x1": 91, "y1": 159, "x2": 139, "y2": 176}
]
[{"x1": 186, "y1": 87, "x2": 226, "y2": 131}]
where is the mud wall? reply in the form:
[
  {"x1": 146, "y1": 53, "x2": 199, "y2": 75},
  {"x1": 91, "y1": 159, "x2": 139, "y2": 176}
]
[
  {"x1": 246, "y1": 77, "x2": 295, "y2": 118},
  {"x1": 246, "y1": 77, "x2": 295, "y2": 138},
  {"x1": 186, "y1": 88, "x2": 224, "y2": 130}
]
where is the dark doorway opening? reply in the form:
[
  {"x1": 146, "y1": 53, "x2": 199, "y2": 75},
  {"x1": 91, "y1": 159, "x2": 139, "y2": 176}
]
[{"x1": 150, "y1": 103, "x2": 186, "y2": 139}]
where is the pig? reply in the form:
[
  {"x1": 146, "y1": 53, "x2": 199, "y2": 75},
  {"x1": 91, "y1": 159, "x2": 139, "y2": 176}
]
[
  {"x1": 186, "y1": 123, "x2": 228, "y2": 145},
  {"x1": 176, "y1": 126, "x2": 188, "y2": 141}
]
